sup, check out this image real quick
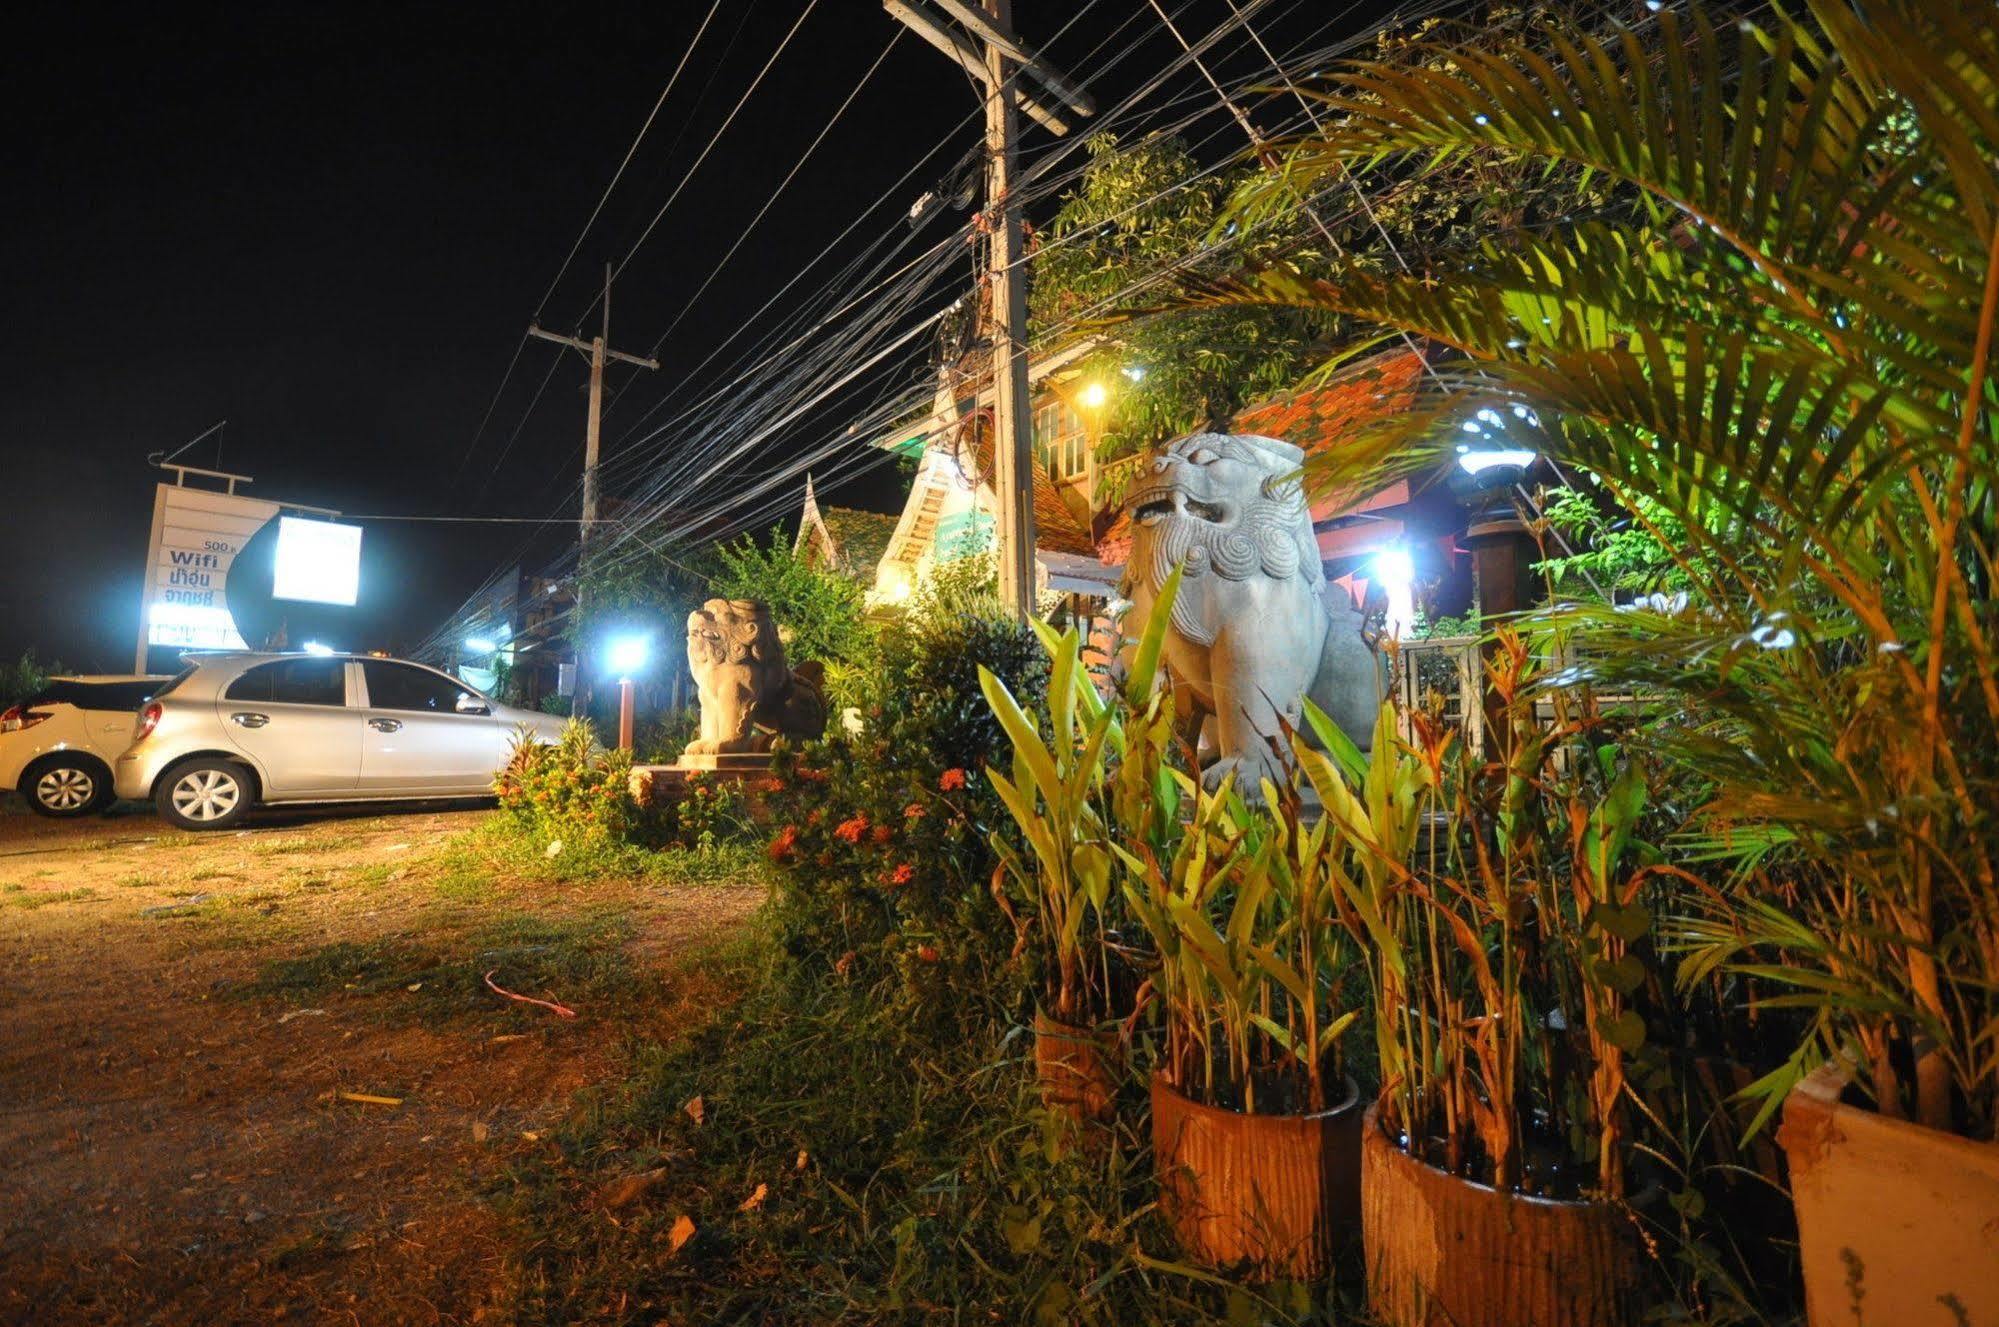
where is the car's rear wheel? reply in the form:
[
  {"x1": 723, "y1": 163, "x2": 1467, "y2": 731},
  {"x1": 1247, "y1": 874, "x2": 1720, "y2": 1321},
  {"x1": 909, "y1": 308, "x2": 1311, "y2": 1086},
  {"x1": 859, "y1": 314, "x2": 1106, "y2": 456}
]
[
  {"x1": 23, "y1": 756, "x2": 111, "y2": 818},
  {"x1": 156, "y1": 759, "x2": 254, "y2": 830}
]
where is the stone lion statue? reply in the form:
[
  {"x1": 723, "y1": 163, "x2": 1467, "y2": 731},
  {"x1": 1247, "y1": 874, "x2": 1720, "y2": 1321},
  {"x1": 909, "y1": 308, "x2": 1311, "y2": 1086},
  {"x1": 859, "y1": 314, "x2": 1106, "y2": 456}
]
[
  {"x1": 681, "y1": 598, "x2": 827, "y2": 757},
  {"x1": 1120, "y1": 432, "x2": 1381, "y2": 795}
]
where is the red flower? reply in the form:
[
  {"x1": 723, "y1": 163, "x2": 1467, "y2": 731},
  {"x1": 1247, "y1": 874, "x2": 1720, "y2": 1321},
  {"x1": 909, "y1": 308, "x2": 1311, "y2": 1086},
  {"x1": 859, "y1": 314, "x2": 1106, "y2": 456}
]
[
  {"x1": 902, "y1": 802, "x2": 926, "y2": 820},
  {"x1": 870, "y1": 824, "x2": 894, "y2": 847},
  {"x1": 759, "y1": 777, "x2": 785, "y2": 794},
  {"x1": 915, "y1": 944, "x2": 941, "y2": 965},
  {"x1": 834, "y1": 814, "x2": 869, "y2": 845},
  {"x1": 888, "y1": 863, "x2": 915, "y2": 887},
  {"x1": 938, "y1": 768, "x2": 967, "y2": 792},
  {"x1": 768, "y1": 825, "x2": 800, "y2": 862}
]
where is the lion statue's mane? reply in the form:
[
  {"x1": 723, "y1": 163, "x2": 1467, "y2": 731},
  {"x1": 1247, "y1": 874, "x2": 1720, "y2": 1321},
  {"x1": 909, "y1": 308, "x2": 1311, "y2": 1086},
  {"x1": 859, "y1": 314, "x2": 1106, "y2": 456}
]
[
  {"x1": 681, "y1": 598, "x2": 826, "y2": 757},
  {"x1": 1121, "y1": 432, "x2": 1380, "y2": 792}
]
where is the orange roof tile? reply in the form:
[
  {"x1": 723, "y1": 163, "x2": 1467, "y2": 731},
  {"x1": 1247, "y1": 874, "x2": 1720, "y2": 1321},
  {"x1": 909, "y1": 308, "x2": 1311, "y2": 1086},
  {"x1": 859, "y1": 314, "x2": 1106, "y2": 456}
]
[{"x1": 1096, "y1": 349, "x2": 1429, "y2": 566}]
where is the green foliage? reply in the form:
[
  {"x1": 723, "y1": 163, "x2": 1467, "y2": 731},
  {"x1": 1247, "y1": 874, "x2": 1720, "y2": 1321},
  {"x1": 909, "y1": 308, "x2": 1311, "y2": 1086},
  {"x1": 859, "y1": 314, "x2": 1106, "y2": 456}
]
[
  {"x1": 1031, "y1": 134, "x2": 1326, "y2": 457},
  {"x1": 758, "y1": 606, "x2": 1048, "y2": 1031},
  {"x1": 496, "y1": 719, "x2": 636, "y2": 848},
  {"x1": 498, "y1": 943, "x2": 1350, "y2": 1326},
  {"x1": 0, "y1": 650, "x2": 61, "y2": 709},
  {"x1": 712, "y1": 529, "x2": 870, "y2": 666},
  {"x1": 1192, "y1": 0, "x2": 1999, "y2": 1138}
]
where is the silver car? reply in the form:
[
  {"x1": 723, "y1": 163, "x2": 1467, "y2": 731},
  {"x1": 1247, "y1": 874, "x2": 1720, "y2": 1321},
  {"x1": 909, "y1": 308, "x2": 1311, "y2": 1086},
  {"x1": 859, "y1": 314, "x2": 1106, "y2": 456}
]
[{"x1": 114, "y1": 652, "x2": 565, "y2": 829}]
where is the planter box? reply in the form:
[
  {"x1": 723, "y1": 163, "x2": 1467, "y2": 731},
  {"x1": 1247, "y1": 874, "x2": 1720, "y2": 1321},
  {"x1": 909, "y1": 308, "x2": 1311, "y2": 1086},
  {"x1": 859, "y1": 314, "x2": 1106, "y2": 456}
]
[
  {"x1": 1152, "y1": 1072, "x2": 1362, "y2": 1279},
  {"x1": 1779, "y1": 1062, "x2": 1999, "y2": 1326},
  {"x1": 1361, "y1": 1104, "x2": 1640, "y2": 1327},
  {"x1": 1032, "y1": 1009, "x2": 1118, "y2": 1124}
]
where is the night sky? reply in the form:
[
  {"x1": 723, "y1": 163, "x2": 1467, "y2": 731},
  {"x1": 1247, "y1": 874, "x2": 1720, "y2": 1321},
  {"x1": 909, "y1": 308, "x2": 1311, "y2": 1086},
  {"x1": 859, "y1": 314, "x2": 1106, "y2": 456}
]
[{"x1": 1, "y1": 0, "x2": 1394, "y2": 673}]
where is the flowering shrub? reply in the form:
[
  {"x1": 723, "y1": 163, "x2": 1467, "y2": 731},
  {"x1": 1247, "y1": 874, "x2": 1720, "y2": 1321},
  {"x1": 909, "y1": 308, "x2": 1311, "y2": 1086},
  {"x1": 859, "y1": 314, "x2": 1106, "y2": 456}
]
[
  {"x1": 757, "y1": 612, "x2": 1048, "y2": 1028},
  {"x1": 496, "y1": 719, "x2": 635, "y2": 846}
]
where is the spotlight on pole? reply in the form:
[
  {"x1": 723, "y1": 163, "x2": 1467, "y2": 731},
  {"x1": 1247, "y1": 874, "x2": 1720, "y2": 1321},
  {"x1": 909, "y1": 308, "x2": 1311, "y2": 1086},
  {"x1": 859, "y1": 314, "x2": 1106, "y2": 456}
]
[
  {"x1": 605, "y1": 635, "x2": 649, "y2": 752},
  {"x1": 606, "y1": 635, "x2": 648, "y2": 682}
]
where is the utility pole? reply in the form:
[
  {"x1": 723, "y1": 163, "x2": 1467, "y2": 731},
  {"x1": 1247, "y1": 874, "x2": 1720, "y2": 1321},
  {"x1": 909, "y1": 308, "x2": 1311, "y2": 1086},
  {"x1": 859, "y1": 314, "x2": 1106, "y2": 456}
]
[
  {"x1": 884, "y1": 0, "x2": 1091, "y2": 617},
  {"x1": 528, "y1": 263, "x2": 659, "y2": 701}
]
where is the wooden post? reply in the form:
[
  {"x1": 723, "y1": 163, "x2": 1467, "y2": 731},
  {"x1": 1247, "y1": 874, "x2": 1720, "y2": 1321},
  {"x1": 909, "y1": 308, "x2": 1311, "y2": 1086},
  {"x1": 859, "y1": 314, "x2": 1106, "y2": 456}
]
[
  {"x1": 985, "y1": 0, "x2": 1036, "y2": 619},
  {"x1": 526, "y1": 268, "x2": 658, "y2": 716},
  {"x1": 618, "y1": 677, "x2": 636, "y2": 752}
]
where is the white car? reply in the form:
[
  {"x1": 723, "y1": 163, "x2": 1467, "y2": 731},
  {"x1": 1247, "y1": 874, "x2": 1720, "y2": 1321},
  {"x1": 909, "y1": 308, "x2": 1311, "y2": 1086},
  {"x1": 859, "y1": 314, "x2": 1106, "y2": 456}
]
[
  {"x1": 1, "y1": 675, "x2": 171, "y2": 817},
  {"x1": 113, "y1": 652, "x2": 567, "y2": 829}
]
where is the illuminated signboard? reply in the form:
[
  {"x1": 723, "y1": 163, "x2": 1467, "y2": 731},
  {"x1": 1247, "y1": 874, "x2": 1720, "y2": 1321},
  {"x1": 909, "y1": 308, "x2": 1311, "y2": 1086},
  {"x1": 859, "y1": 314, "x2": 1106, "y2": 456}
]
[
  {"x1": 141, "y1": 485, "x2": 281, "y2": 652},
  {"x1": 272, "y1": 516, "x2": 363, "y2": 606}
]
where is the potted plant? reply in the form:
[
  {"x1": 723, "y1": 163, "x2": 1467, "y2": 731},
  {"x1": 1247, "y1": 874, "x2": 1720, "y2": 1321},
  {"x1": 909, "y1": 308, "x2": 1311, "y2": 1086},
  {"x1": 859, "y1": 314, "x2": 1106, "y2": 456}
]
[
  {"x1": 1303, "y1": 646, "x2": 1653, "y2": 1327},
  {"x1": 1116, "y1": 749, "x2": 1369, "y2": 1281},
  {"x1": 981, "y1": 589, "x2": 1173, "y2": 1124},
  {"x1": 1161, "y1": 2, "x2": 1999, "y2": 1317}
]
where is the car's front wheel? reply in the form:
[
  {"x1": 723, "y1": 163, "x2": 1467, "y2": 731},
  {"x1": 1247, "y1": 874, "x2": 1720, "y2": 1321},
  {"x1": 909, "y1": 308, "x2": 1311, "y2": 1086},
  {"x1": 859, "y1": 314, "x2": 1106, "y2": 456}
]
[
  {"x1": 156, "y1": 759, "x2": 255, "y2": 830},
  {"x1": 23, "y1": 756, "x2": 112, "y2": 818}
]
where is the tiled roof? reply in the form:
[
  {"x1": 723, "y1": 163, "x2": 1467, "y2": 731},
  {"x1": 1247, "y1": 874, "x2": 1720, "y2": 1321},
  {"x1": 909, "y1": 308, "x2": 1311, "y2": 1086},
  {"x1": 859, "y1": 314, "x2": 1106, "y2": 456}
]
[
  {"x1": 1096, "y1": 349, "x2": 1429, "y2": 567},
  {"x1": 818, "y1": 506, "x2": 899, "y2": 575},
  {"x1": 966, "y1": 422, "x2": 1098, "y2": 558}
]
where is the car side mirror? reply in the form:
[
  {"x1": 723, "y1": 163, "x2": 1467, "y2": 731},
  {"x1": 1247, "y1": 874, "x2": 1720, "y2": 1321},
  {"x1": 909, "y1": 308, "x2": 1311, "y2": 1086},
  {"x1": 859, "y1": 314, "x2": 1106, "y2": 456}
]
[{"x1": 455, "y1": 694, "x2": 491, "y2": 716}]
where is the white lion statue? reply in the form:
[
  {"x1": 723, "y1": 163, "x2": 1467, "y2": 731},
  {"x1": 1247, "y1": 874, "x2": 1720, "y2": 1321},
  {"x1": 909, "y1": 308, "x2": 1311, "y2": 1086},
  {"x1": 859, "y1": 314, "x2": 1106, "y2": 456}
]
[
  {"x1": 1121, "y1": 432, "x2": 1381, "y2": 794},
  {"x1": 682, "y1": 599, "x2": 826, "y2": 757}
]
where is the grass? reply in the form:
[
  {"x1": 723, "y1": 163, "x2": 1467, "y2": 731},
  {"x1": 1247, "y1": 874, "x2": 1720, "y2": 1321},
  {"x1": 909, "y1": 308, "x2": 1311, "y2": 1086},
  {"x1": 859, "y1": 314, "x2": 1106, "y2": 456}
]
[
  {"x1": 243, "y1": 909, "x2": 647, "y2": 1027},
  {"x1": 491, "y1": 941, "x2": 1359, "y2": 1327},
  {"x1": 3, "y1": 886, "x2": 99, "y2": 910}
]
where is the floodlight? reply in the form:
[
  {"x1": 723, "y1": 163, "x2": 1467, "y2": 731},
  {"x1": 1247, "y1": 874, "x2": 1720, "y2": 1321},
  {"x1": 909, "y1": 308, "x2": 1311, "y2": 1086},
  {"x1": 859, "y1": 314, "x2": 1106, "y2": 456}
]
[
  {"x1": 464, "y1": 636, "x2": 497, "y2": 654},
  {"x1": 301, "y1": 640, "x2": 335, "y2": 656},
  {"x1": 272, "y1": 516, "x2": 363, "y2": 606},
  {"x1": 606, "y1": 635, "x2": 648, "y2": 680}
]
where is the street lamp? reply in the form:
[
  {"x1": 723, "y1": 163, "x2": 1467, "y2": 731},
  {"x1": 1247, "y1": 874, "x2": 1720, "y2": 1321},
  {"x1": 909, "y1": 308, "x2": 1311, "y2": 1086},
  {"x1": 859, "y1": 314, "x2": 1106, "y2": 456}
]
[{"x1": 605, "y1": 635, "x2": 648, "y2": 752}]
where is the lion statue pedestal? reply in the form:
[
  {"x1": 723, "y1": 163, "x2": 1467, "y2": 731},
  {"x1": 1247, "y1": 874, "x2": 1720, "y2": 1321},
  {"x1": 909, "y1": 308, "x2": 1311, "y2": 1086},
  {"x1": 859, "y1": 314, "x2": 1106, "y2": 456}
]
[
  {"x1": 676, "y1": 598, "x2": 827, "y2": 772},
  {"x1": 1121, "y1": 432, "x2": 1381, "y2": 799}
]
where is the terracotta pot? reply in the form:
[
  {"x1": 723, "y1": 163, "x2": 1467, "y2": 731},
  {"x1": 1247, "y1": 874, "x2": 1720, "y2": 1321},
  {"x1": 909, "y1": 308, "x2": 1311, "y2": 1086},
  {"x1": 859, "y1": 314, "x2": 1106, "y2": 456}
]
[
  {"x1": 1151, "y1": 1071, "x2": 1362, "y2": 1279},
  {"x1": 1361, "y1": 1104, "x2": 1641, "y2": 1327},
  {"x1": 1779, "y1": 1062, "x2": 1999, "y2": 1326},
  {"x1": 1032, "y1": 1009, "x2": 1119, "y2": 1123}
]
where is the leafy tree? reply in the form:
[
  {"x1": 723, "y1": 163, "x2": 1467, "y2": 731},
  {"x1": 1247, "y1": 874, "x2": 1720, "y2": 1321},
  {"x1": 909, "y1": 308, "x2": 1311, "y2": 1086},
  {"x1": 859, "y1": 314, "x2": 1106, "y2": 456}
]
[
  {"x1": 0, "y1": 650, "x2": 60, "y2": 709},
  {"x1": 710, "y1": 529, "x2": 870, "y2": 666},
  {"x1": 1030, "y1": 134, "x2": 1327, "y2": 459}
]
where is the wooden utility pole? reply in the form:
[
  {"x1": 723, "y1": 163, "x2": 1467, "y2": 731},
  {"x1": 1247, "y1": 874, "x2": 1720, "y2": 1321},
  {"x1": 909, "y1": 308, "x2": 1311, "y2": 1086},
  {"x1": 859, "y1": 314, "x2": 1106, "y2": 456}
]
[
  {"x1": 884, "y1": 0, "x2": 1091, "y2": 617},
  {"x1": 528, "y1": 263, "x2": 659, "y2": 697}
]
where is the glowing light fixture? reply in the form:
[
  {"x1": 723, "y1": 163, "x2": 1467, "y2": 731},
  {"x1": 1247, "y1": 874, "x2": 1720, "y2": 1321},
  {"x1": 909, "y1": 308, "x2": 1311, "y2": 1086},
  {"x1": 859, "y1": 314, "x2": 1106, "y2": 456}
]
[
  {"x1": 1121, "y1": 365, "x2": 1146, "y2": 382},
  {"x1": 1371, "y1": 548, "x2": 1418, "y2": 641},
  {"x1": 301, "y1": 640, "x2": 335, "y2": 656},
  {"x1": 464, "y1": 636, "x2": 497, "y2": 654},
  {"x1": 1456, "y1": 447, "x2": 1538, "y2": 476},
  {"x1": 1079, "y1": 381, "x2": 1108, "y2": 409},
  {"x1": 606, "y1": 635, "x2": 648, "y2": 681}
]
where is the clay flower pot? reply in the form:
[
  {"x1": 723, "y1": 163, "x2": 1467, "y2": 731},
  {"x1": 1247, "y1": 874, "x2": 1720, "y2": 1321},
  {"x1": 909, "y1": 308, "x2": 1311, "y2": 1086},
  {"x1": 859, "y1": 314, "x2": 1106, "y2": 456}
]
[
  {"x1": 1361, "y1": 1104, "x2": 1641, "y2": 1327},
  {"x1": 1151, "y1": 1072, "x2": 1363, "y2": 1279},
  {"x1": 1032, "y1": 1009, "x2": 1119, "y2": 1123},
  {"x1": 1779, "y1": 1062, "x2": 1999, "y2": 1326}
]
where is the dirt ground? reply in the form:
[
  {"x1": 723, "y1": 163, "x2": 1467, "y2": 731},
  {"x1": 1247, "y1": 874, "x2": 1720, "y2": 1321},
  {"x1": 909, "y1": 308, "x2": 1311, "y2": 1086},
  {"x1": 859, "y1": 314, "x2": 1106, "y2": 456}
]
[{"x1": 0, "y1": 801, "x2": 761, "y2": 1326}]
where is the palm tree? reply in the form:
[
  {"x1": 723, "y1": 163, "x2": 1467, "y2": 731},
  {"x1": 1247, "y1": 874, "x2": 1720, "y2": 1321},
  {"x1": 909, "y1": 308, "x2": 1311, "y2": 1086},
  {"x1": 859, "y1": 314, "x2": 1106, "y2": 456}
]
[{"x1": 1171, "y1": 0, "x2": 1999, "y2": 1138}]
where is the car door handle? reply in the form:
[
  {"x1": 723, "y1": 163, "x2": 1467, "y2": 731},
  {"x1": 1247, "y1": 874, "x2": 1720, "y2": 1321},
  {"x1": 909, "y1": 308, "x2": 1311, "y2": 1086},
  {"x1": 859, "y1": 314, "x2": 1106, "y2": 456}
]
[
  {"x1": 369, "y1": 718, "x2": 403, "y2": 733},
  {"x1": 230, "y1": 712, "x2": 270, "y2": 729}
]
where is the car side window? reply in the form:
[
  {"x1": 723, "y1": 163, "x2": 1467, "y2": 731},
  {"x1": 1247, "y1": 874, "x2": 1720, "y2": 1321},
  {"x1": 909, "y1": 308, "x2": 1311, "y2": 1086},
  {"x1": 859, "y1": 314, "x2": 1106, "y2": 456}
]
[
  {"x1": 362, "y1": 661, "x2": 480, "y2": 714},
  {"x1": 224, "y1": 659, "x2": 346, "y2": 706}
]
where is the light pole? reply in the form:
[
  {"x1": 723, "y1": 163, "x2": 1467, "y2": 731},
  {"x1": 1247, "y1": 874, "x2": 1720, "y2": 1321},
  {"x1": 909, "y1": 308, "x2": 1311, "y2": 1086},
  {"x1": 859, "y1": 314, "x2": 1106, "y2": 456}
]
[{"x1": 606, "y1": 635, "x2": 648, "y2": 752}]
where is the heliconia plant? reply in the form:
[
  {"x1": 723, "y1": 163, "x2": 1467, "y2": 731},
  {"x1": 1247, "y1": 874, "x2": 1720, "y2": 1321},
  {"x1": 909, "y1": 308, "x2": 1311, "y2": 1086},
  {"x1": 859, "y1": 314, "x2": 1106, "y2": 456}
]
[
  {"x1": 978, "y1": 566, "x2": 1185, "y2": 1024},
  {"x1": 1302, "y1": 630, "x2": 1664, "y2": 1200}
]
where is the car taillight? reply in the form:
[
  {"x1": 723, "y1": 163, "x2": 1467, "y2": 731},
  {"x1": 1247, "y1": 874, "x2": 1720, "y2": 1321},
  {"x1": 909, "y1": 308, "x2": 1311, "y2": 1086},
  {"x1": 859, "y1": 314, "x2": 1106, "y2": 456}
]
[
  {"x1": 1, "y1": 706, "x2": 48, "y2": 733},
  {"x1": 132, "y1": 702, "x2": 164, "y2": 743}
]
